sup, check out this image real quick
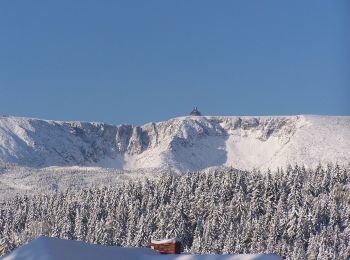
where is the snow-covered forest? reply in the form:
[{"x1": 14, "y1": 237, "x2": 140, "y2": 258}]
[{"x1": 1, "y1": 165, "x2": 349, "y2": 259}]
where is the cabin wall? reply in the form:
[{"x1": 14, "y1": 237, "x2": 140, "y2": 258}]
[{"x1": 149, "y1": 242, "x2": 181, "y2": 254}]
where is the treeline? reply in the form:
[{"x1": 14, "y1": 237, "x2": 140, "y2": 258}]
[{"x1": 0, "y1": 165, "x2": 349, "y2": 259}]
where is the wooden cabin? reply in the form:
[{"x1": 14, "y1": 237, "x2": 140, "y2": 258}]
[{"x1": 149, "y1": 238, "x2": 182, "y2": 254}]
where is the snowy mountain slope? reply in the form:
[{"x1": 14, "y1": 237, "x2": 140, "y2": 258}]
[
  {"x1": 1, "y1": 236, "x2": 282, "y2": 260},
  {"x1": 0, "y1": 164, "x2": 168, "y2": 199},
  {"x1": 0, "y1": 115, "x2": 349, "y2": 172}
]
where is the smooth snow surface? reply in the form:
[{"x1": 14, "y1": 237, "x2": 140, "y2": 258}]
[
  {"x1": 1, "y1": 236, "x2": 281, "y2": 260},
  {"x1": 0, "y1": 115, "x2": 348, "y2": 172}
]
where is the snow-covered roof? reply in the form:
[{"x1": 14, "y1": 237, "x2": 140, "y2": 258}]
[{"x1": 150, "y1": 238, "x2": 178, "y2": 244}]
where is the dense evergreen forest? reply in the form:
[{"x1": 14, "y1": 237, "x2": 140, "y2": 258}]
[{"x1": 0, "y1": 165, "x2": 349, "y2": 259}]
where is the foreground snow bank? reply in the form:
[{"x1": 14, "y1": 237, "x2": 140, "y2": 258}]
[
  {"x1": 1, "y1": 236, "x2": 281, "y2": 260},
  {"x1": 1, "y1": 236, "x2": 157, "y2": 260}
]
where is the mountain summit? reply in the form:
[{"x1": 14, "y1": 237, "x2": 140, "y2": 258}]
[{"x1": 190, "y1": 107, "x2": 202, "y2": 116}]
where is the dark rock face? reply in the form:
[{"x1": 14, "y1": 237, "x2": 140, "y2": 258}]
[{"x1": 116, "y1": 125, "x2": 133, "y2": 153}]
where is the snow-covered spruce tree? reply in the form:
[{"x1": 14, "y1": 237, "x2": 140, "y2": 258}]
[{"x1": 0, "y1": 165, "x2": 349, "y2": 259}]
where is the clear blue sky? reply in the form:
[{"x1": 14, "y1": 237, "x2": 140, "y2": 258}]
[{"x1": 0, "y1": 1, "x2": 349, "y2": 125}]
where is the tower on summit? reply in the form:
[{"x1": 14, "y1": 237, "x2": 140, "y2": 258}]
[{"x1": 190, "y1": 107, "x2": 202, "y2": 116}]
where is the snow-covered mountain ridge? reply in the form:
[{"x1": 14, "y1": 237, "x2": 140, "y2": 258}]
[{"x1": 0, "y1": 115, "x2": 349, "y2": 172}]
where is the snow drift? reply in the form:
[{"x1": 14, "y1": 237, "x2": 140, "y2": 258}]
[
  {"x1": 1, "y1": 236, "x2": 281, "y2": 260},
  {"x1": 0, "y1": 115, "x2": 349, "y2": 172}
]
